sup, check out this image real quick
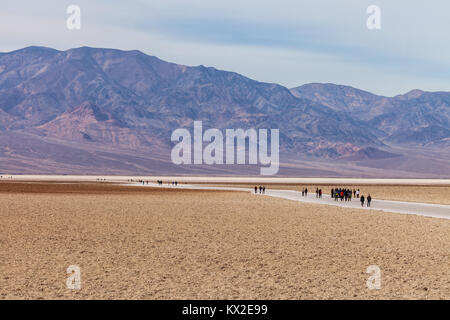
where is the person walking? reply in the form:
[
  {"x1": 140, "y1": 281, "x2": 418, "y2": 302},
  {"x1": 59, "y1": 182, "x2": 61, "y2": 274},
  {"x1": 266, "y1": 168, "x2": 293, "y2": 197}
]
[
  {"x1": 319, "y1": 189, "x2": 322, "y2": 198},
  {"x1": 302, "y1": 188, "x2": 305, "y2": 197},
  {"x1": 360, "y1": 195, "x2": 365, "y2": 207},
  {"x1": 367, "y1": 194, "x2": 372, "y2": 207},
  {"x1": 305, "y1": 188, "x2": 308, "y2": 197},
  {"x1": 263, "y1": 186, "x2": 266, "y2": 194},
  {"x1": 254, "y1": 186, "x2": 258, "y2": 194},
  {"x1": 356, "y1": 189, "x2": 360, "y2": 199}
]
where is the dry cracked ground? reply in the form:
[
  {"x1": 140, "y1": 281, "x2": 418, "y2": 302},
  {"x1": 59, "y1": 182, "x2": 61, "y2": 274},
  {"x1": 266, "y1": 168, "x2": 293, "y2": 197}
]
[{"x1": 0, "y1": 182, "x2": 449, "y2": 299}]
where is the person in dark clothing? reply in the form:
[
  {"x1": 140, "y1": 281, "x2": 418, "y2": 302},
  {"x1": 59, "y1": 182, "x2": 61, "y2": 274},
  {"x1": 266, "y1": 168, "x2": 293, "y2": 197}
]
[
  {"x1": 331, "y1": 188, "x2": 334, "y2": 199},
  {"x1": 319, "y1": 189, "x2": 322, "y2": 198},
  {"x1": 302, "y1": 188, "x2": 305, "y2": 197},
  {"x1": 367, "y1": 194, "x2": 372, "y2": 207},
  {"x1": 259, "y1": 186, "x2": 262, "y2": 194},
  {"x1": 263, "y1": 186, "x2": 266, "y2": 194},
  {"x1": 304, "y1": 188, "x2": 308, "y2": 197},
  {"x1": 255, "y1": 186, "x2": 258, "y2": 194},
  {"x1": 360, "y1": 195, "x2": 365, "y2": 207},
  {"x1": 316, "y1": 188, "x2": 319, "y2": 198}
]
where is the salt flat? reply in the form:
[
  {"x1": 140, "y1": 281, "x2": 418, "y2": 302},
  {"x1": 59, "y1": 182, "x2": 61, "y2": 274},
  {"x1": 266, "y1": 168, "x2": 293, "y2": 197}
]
[
  {"x1": 3, "y1": 175, "x2": 450, "y2": 185},
  {"x1": 128, "y1": 183, "x2": 450, "y2": 220}
]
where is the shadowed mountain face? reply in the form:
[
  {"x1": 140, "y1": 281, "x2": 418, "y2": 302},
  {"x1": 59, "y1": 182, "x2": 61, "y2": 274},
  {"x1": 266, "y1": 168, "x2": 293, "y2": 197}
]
[
  {"x1": 291, "y1": 84, "x2": 450, "y2": 147},
  {"x1": 0, "y1": 46, "x2": 449, "y2": 177}
]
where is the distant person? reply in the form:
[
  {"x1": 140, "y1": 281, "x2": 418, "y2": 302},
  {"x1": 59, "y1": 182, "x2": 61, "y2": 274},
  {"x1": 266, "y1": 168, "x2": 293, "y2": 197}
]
[
  {"x1": 302, "y1": 188, "x2": 305, "y2": 197},
  {"x1": 254, "y1": 186, "x2": 258, "y2": 194},
  {"x1": 259, "y1": 186, "x2": 262, "y2": 194},
  {"x1": 356, "y1": 189, "x2": 360, "y2": 199},
  {"x1": 360, "y1": 195, "x2": 365, "y2": 207},
  {"x1": 331, "y1": 188, "x2": 334, "y2": 198},
  {"x1": 319, "y1": 189, "x2": 322, "y2": 198},
  {"x1": 304, "y1": 188, "x2": 308, "y2": 197},
  {"x1": 263, "y1": 186, "x2": 266, "y2": 194},
  {"x1": 316, "y1": 188, "x2": 319, "y2": 198},
  {"x1": 367, "y1": 194, "x2": 372, "y2": 207}
]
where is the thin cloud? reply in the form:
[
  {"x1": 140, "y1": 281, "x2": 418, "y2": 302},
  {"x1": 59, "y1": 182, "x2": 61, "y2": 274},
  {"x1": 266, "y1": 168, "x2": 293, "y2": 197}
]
[{"x1": 0, "y1": 0, "x2": 449, "y2": 96}]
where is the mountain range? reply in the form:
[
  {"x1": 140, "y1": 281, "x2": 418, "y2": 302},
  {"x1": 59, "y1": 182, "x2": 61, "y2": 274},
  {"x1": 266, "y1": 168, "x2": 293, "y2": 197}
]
[{"x1": 0, "y1": 46, "x2": 449, "y2": 177}]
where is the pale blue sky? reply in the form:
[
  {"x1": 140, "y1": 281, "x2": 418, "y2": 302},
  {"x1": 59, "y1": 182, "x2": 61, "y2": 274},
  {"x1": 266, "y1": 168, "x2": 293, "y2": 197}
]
[{"x1": 1, "y1": 0, "x2": 449, "y2": 96}]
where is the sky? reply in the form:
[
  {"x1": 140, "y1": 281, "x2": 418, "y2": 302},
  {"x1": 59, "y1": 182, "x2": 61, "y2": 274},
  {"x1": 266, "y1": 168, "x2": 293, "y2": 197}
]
[{"x1": 0, "y1": 0, "x2": 449, "y2": 96}]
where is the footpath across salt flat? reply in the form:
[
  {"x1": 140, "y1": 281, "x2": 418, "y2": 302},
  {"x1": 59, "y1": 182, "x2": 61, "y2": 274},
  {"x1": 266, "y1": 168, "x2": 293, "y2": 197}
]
[{"x1": 128, "y1": 183, "x2": 450, "y2": 220}]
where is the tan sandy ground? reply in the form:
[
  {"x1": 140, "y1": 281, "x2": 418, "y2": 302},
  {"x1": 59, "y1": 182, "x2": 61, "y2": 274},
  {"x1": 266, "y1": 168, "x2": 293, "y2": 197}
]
[
  {"x1": 0, "y1": 182, "x2": 449, "y2": 300},
  {"x1": 204, "y1": 184, "x2": 450, "y2": 205}
]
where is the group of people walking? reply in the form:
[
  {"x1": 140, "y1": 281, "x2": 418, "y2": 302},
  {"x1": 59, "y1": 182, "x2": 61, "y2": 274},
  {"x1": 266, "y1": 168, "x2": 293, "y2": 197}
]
[
  {"x1": 298, "y1": 186, "x2": 374, "y2": 207},
  {"x1": 315, "y1": 188, "x2": 322, "y2": 198},
  {"x1": 331, "y1": 188, "x2": 354, "y2": 201},
  {"x1": 360, "y1": 194, "x2": 372, "y2": 207},
  {"x1": 128, "y1": 179, "x2": 179, "y2": 186},
  {"x1": 155, "y1": 180, "x2": 179, "y2": 186},
  {"x1": 155, "y1": 180, "x2": 178, "y2": 186},
  {"x1": 330, "y1": 187, "x2": 372, "y2": 207},
  {"x1": 301, "y1": 187, "x2": 322, "y2": 198},
  {"x1": 254, "y1": 186, "x2": 266, "y2": 194}
]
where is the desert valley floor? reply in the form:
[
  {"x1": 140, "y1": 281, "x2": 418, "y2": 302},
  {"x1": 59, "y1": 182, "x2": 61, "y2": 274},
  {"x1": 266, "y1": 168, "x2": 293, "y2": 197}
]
[{"x1": 0, "y1": 180, "x2": 449, "y2": 299}]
